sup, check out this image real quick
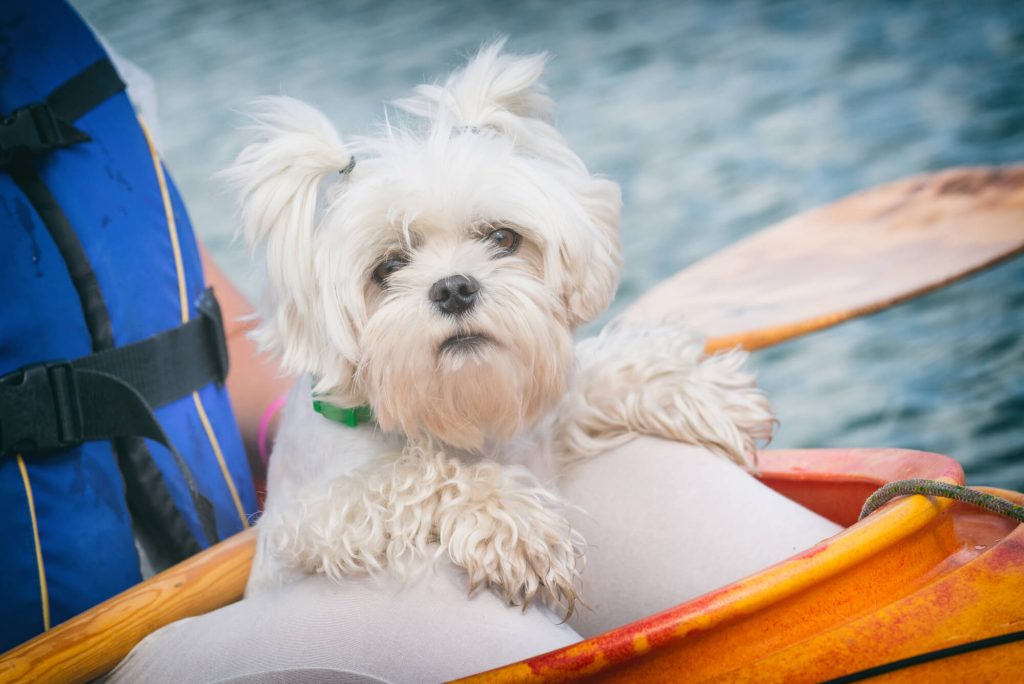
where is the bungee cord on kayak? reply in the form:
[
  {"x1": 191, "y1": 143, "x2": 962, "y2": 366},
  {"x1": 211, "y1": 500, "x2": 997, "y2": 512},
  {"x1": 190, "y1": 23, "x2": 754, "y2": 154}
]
[{"x1": 860, "y1": 478, "x2": 1024, "y2": 524}]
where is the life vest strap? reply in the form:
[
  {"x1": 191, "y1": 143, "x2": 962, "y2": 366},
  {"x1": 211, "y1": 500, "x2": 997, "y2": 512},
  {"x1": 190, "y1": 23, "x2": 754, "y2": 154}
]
[
  {"x1": 0, "y1": 288, "x2": 228, "y2": 454},
  {"x1": 0, "y1": 59, "x2": 124, "y2": 166},
  {"x1": 47, "y1": 59, "x2": 126, "y2": 122},
  {"x1": 0, "y1": 289, "x2": 230, "y2": 545},
  {"x1": 76, "y1": 288, "x2": 231, "y2": 409},
  {"x1": 8, "y1": 164, "x2": 116, "y2": 350},
  {"x1": 0, "y1": 102, "x2": 89, "y2": 165}
]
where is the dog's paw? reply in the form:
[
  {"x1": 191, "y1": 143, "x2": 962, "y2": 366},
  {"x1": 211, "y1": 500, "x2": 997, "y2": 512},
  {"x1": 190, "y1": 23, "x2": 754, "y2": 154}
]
[
  {"x1": 690, "y1": 343, "x2": 775, "y2": 461},
  {"x1": 260, "y1": 444, "x2": 583, "y2": 614},
  {"x1": 432, "y1": 455, "x2": 583, "y2": 616},
  {"x1": 558, "y1": 320, "x2": 775, "y2": 470}
]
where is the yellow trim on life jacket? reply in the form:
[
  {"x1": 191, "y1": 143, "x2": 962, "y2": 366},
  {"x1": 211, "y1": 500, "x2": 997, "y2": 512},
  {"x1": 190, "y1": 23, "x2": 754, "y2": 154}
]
[
  {"x1": 192, "y1": 392, "x2": 249, "y2": 527},
  {"x1": 138, "y1": 118, "x2": 189, "y2": 325},
  {"x1": 138, "y1": 117, "x2": 249, "y2": 530},
  {"x1": 17, "y1": 455, "x2": 51, "y2": 631}
]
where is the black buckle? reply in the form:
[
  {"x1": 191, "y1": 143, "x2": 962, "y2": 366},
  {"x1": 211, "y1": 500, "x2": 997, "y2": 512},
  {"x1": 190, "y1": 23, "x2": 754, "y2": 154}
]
[
  {"x1": 0, "y1": 102, "x2": 91, "y2": 166},
  {"x1": 197, "y1": 289, "x2": 230, "y2": 384},
  {"x1": 0, "y1": 361, "x2": 84, "y2": 455}
]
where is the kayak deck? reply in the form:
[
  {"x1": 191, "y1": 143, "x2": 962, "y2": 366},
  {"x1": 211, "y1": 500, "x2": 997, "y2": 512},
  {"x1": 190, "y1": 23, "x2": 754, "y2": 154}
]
[{"x1": 456, "y1": 449, "x2": 1024, "y2": 682}]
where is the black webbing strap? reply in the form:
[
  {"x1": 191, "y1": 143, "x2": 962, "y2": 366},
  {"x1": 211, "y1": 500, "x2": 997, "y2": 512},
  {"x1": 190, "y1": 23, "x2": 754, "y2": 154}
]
[
  {"x1": 8, "y1": 164, "x2": 115, "y2": 349},
  {"x1": 2, "y1": 59, "x2": 127, "y2": 346},
  {"x1": 75, "y1": 292, "x2": 229, "y2": 409},
  {"x1": 0, "y1": 59, "x2": 124, "y2": 166},
  {"x1": 0, "y1": 289, "x2": 228, "y2": 545},
  {"x1": 47, "y1": 60, "x2": 125, "y2": 122},
  {"x1": 116, "y1": 436, "x2": 203, "y2": 562},
  {"x1": 4, "y1": 60, "x2": 127, "y2": 349},
  {"x1": 68, "y1": 368, "x2": 217, "y2": 542}
]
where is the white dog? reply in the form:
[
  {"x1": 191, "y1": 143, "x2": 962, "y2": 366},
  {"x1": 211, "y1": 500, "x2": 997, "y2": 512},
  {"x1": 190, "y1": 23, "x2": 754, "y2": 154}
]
[{"x1": 227, "y1": 41, "x2": 773, "y2": 616}]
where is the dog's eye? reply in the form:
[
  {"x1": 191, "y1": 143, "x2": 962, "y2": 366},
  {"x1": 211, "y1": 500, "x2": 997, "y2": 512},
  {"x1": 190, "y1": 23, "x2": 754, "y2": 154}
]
[
  {"x1": 372, "y1": 256, "x2": 409, "y2": 285},
  {"x1": 484, "y1": 227, "x2": 521, "y2": 257}
]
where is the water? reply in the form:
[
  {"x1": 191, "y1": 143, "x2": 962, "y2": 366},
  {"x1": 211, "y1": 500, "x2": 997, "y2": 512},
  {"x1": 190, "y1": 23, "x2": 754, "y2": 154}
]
[{"x1": 73, "y1": 0, "x2": 1024, "y2": 490}]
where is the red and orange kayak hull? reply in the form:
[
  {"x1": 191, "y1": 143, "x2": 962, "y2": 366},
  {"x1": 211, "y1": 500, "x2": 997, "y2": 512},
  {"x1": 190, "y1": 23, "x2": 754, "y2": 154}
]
[{"x1": 457, "y1": 448, "x2": 1024, "y2": 683}]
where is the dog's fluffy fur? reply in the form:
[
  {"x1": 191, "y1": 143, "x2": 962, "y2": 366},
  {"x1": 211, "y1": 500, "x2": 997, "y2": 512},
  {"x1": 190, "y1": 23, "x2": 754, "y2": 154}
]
[{"x1": 228, "y1": 40, "x2": 773, "y2": 615}]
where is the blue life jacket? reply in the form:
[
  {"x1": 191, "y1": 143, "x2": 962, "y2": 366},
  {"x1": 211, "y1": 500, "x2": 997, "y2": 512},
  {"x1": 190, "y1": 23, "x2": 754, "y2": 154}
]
[{"x1": 0, "y1": 0, "x2": 257, "y2": 652}]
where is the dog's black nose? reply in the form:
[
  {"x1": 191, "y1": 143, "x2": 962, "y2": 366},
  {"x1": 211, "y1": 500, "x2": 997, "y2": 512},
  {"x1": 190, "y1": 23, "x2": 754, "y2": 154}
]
[{"x1": 429, "y1": 275, "x2": 479, "y2": 316}]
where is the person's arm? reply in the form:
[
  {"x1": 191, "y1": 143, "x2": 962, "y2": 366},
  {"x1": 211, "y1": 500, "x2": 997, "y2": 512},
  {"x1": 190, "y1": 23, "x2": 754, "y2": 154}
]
[{"x1": 200, "y1": 244, "x2": 294, "y2": 479}]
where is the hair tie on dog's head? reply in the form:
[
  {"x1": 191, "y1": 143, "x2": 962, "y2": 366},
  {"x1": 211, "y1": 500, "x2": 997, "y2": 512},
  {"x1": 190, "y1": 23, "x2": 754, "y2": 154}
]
[
  {"x1": 339, "y1": 155, "x2": 356, "y2": 176},
  {"x1": 453, "y1": 125, "x2": 482, "y2": 137}
]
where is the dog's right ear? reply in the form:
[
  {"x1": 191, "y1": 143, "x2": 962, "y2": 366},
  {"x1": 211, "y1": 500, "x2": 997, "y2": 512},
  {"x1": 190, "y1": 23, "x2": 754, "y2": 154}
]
[{"x1": 222, "y1": 97, "x2": 356, "y2": 385}]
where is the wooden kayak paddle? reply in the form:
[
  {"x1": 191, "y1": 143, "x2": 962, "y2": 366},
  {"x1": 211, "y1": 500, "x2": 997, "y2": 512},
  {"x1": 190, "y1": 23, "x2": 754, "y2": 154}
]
[
  {"x1": 2, "y1": 164, "x2": 1023, "y2": 683},
  {"x1": 628, "y1": 165, "x2": 1024, "y2": 352}
]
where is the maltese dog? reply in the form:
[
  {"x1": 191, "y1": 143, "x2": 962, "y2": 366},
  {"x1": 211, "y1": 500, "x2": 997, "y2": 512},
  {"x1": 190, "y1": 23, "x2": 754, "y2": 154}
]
[{"x1": 227, "y1": 40, "x2": 773, "y2": 616}]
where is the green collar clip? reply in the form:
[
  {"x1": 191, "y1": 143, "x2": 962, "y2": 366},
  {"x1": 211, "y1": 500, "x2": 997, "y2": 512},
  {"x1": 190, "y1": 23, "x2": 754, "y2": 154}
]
[{"x1": 312, "y1": 399, "x2": 373, "y2": 428}]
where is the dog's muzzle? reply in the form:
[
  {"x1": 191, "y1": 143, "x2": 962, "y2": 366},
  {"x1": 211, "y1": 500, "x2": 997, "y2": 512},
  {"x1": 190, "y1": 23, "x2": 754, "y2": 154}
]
[{"x1": 430, "y1": 275, "x2": 479, "y2": 316}]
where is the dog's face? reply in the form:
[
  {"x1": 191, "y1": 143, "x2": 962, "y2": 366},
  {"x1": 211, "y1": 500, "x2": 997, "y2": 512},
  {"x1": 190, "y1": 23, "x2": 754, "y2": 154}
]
[{"x1": 228, "y1": 42, "x2": 622, "y2": 450}]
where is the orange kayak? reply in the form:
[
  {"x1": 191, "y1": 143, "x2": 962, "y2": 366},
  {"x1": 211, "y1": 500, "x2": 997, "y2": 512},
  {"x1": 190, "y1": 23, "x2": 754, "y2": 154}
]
[{"x1": 456, "y1": 448, "x2": 1024, "y2": 683}]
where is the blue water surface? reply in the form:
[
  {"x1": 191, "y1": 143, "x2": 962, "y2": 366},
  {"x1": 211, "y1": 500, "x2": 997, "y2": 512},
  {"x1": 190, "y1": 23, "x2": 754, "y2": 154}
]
[{"x1": 74, "y1": 0, "x2": 1024, "y2": 490}]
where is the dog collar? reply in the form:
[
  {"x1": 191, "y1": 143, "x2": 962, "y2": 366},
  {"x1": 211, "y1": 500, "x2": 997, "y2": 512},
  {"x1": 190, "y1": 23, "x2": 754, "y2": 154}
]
[{"x1": 312, "y1": 399, "x2": 373, "y2": 428}]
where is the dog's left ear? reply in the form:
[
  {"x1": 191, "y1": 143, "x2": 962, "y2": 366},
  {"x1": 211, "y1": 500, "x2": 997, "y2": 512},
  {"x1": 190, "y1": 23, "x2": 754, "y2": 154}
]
[
  {"x1": 222, "y1": 97, "x2": 361, "y2": 392},
  {"x1": 557, "y1": 175, "x2": 623, "y2": 326}
]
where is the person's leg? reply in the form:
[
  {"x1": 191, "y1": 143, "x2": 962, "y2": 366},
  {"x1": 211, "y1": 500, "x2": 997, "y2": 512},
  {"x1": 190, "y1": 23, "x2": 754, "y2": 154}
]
[
  {"x1": 107, "y1": 437, "x2": 840, "y2": 681},
  {"x1": 104, "y1": 557, "x2": 580, "y2": 684},
  {"x1": 562, "y1": 436, "x2": 843, "y2": 637}
]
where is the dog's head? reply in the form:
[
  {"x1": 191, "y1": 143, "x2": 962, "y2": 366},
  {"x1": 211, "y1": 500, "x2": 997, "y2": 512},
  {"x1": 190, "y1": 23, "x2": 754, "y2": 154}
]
[{"x1": 227, "y1": 40, "x2": 622, "y2": 450}]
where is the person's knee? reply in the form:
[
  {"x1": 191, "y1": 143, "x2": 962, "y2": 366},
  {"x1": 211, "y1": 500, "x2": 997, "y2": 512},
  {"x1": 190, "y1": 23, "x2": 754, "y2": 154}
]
[{"x1": 562, "y1": 436, "x2": 842, "y2": 636}]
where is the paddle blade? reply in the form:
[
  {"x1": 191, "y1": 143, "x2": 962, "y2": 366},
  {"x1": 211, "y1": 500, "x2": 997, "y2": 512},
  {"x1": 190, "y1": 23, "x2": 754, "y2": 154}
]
[{"x1": 626, "y1": 166, "x2": 1024, "y2": 352}]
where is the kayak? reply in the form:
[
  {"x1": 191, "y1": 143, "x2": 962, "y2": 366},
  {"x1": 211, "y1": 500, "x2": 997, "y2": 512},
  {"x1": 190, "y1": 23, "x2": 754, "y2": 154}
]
[
  {"x1": 455, "y1": 448, "x2": 1024, "y2": 683},
  {"x1": 3, "y1": 447, "x2": 1020, "y2": 683}
]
